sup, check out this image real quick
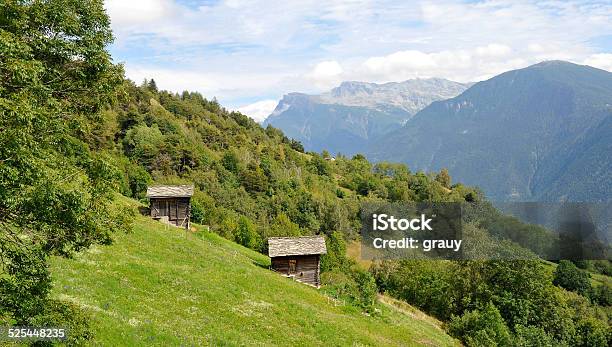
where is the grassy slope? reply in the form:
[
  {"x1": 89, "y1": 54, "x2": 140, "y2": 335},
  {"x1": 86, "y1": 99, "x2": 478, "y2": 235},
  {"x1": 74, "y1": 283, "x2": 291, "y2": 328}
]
[{"x1": 50, "y1": 198, "x2": 458, "y2": 346}]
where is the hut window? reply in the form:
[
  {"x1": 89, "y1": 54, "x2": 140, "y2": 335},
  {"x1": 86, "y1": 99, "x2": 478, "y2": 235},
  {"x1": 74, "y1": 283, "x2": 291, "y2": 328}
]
[{"x1": 288, "y1": 259, "x2": 297, "y2": 274}]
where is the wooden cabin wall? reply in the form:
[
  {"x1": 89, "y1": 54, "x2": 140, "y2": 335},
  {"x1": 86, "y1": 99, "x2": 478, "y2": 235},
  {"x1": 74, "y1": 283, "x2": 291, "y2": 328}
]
[
  {"x1": 150, "y1": 197, "x2": 191, "y2": 228},
  {"x1": 270, "y1": 255, "x2": 321, "y2": 287}
]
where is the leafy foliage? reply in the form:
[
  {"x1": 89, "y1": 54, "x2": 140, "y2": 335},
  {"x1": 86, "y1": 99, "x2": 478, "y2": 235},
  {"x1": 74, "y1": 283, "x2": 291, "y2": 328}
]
[
  {"x1": 553, "y1": 260, "x2": 592, "y2": 296},
  {"x1": 0, "y1": 0, "x2": 128, "y2": 331},
  {"x1": 448, "y1": 302, "x2": 512, "y2": 347},
  {"x1": 372, "y1": 257, "x2": 611, "y2": 346}
]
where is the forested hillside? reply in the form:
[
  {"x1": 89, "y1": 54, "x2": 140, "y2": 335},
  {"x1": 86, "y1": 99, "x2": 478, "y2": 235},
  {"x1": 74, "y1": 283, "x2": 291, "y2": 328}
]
[
  {"x1": 0, "y1": 1, "x2": 610, "y2": 346},
  {"x1": 103, "y1": 79, "x2": 476, "y2": 249}
]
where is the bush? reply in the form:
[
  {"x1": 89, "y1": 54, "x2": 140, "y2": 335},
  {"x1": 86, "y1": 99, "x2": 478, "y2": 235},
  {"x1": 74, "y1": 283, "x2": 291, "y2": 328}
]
[
  {"x1": 28, "y1": 300, "x2": 93, "y2": 345},
  {"x1": 513, "y1": 325, "x2": 555, "y2": 347},
  {"x1": 320, "y1": 231, "x2": 349, "y2": 272},
  {"x1": 371, "y1": 260, "x2": 453, "y2": 320},
  {"x1": 322, "y1": 271, "x2": 358, "y2": 299},
  {"x1": 447, "y1": 303, "x2": 512, "y2": 347},
  {"x1": 553, "y1": 260, "x2": 591, "y2": 296},
  {"x1": 221, "y1": 151, "x2": 240, "y2": 174},
  {"x1": 309, "y1": 155, "x2": 331, "y2": 177},
  {"x1": 352, "y1": 269, "x2": 377, "y2": 311},
  {"x1": 234, "y1": 216, "x2": 258, "y2": 250},
  {"x1": 574, "y1": 317, "x2": 609, "y2": 347},
  {"x1": 321, "y1": 268, "x2": 377, "y2": 312},
  {"x1": 190, "y1": 198, "x2": 206, "y2": 224},
  {"x1": 591, "y1": 283, "x2": 612, "y2": 306},
  {"x1": 127, "y1": 164, "x2": 152, "y2": 199}
]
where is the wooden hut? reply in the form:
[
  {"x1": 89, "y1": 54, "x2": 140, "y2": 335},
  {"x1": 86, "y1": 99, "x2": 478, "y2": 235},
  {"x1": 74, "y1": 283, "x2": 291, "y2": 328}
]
[
  {"x1": 268, "y1": 236, "x2": 327, "y2": 287},
  {"x1": 146, "y1": 185, "x2": 194, "y2": 229}
]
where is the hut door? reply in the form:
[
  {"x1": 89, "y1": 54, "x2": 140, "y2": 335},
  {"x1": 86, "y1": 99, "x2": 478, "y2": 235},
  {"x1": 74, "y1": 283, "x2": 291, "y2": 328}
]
[
  {"x1": 288, "y1": 259, "x2": 297, "y2": 275},
  {"x1": 169, "y1": 199, "x2": 177, "y2": 221}
]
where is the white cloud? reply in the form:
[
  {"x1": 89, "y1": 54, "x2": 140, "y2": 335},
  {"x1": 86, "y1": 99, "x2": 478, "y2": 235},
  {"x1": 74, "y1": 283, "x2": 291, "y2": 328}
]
[
  {"x1": 475, "y1": 44, "x2": 512, "y2": 58},
  {"x1": 122, "y1": 65, "x2": 294, "y2": 107},
  {"x1": 307, "y1": 61, "x2": 344, "y2": 89},
  {"x1": 584, "y1": 53, "x2": 612, "y2": 72},
  {"x1": 104, "y1": 0, "x2": 179, "y2": 28},
  {"x1": 363, "y1": 50, "x2": 438, "y2": 74},
  {"x1": 357, "y1": 46, "x2": 526, "y2": 83},
  {"x1": 104, "y1": 0, "x2": 612, "y2": 105},
  {"x1": 124, "y1": 66, "x2": 216, "y2": 94},
  {"x1": 236, "y1": 100, "x2": 279, "y2": 123}
]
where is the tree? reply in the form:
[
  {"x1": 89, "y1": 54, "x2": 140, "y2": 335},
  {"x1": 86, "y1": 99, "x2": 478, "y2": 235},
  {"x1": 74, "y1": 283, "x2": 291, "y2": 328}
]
[
  {"x1": 553, "y1": 261, "x2": 592, "y2": 296},
  {"x1": 123, "y1": 124, "x2": 165, "y2": 169},
  {"x1": 448, "y1": 303, "x2": 512, "y2": 347},
  {"x1": 436, "y1": 168, "x2": 452, "y2": 188},
  {"x1": 240, "y1": 164, "x2": 268, "y2": 193},
  {"x1": 221, "y1": 151, "x2": 240, "y2": 174},
  {"x1": 574, "y1": 318, "x2": 609, "y2": 347},
  {"x1": 0, "y1": 0, "x2": 127, "y2": 331},
  {"x1": 289, "y1": 139, "x2": 304, "y2": 152},
  {"x1": 591, "y1": 283, "x2": 611, "y2": 306},
  {"x1": 234, "y1": 216, "x2": 258, "y2": 250},
  {"x1": 320, "y1": 231, "x2": 349, "y2": 272},
  {"x1": 352, "y1": 269, "x2": 377, "y2": 311},
  {"x1": 148, "y1": 78, "x2": 158, "y2": 92},
  {"x1": 272, "y1": 213, "x2": 301, "y2": 236},
  {"x1": 513, "y1": 325, "x2": 555, "y2": 347},
  {"x1": 310, "y1": 154, "x2": 331, "y2": 177}
]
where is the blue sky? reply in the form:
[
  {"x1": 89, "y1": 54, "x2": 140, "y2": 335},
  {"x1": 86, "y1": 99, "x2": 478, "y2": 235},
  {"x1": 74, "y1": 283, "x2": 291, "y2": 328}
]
[{"x1": 105, "y1": 0, "x2": 612, "y2": 121}]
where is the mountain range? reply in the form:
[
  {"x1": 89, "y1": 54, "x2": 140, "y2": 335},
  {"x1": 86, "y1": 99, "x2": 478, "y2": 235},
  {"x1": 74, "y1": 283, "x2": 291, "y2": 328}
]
[
  {"x1": 370, "y1": 61, "x2": 612, "y2": 202},
  {"x1": 267, "y1": 61, "x2": 612, "y2": 202},
  {"x1": 263, "y1": 78, "x2": 470, "y2": 154}
]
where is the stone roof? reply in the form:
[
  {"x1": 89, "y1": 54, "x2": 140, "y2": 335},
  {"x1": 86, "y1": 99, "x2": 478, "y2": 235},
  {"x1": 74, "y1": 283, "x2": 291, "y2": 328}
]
[
  {"x1": 268, "y1": 236, "x2": 327, "y2": 257},
  {"x1": 146, "y1": 185, "x2": 194, "y2": 198}
]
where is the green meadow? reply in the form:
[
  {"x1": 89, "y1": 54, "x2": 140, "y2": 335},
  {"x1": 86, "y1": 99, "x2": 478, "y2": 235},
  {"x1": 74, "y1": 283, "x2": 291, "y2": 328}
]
[{"x1": 50, "y1": 199, "x2": 458, "y2": 346}]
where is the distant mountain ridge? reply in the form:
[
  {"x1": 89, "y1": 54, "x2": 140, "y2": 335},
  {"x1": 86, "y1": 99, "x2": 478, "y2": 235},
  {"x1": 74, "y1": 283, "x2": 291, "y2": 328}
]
[
  {"x1": 318, "y1": 78, "x2": 472, "y2": 114},
  {"x1": 264, "y1": 78, "x2": 471, "y2": 155},
  {"x1": 369, "y1": 61, "x2": 612, "y2": 202}
]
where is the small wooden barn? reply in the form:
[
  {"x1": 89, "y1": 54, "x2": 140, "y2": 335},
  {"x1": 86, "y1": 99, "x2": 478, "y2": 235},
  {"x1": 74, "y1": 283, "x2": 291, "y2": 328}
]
[
  {"x1": 146, "y1": 185, "x2": 194, "y2": 229},
  {"x1": 268, "y1": 236, "x2": 327, "y2": 287}
]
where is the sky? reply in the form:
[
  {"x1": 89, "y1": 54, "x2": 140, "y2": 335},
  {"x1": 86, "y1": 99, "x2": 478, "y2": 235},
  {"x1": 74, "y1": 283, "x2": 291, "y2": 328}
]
[{"x1": 104, "y1": 0, "x2": 612, "y2": 122}]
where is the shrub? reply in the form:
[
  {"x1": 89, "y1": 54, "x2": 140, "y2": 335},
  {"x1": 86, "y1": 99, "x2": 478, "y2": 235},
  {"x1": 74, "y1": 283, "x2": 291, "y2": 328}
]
[
  {"x1": 513, "y1": 325, "x2": 554, "y2": 347},
  {"x1": 321, "y1": 269, "x2": 377, "y2": 313},
  {"x1": 553, "y1": 260, "x2": 591, "y2": 296},
  {"x1": 352, "y1": 269, "x2": 377, "y2": 311},
  {"x1": 574, "y1": 317, "x2": 609, "y2": 347},
  {"x1": 447, "y1": 303, "x2": 512, "y2": 347},
  {"x1": 28, "y1": 300, "x2": 93, "y2": 345},
  {"x1": 127, "y1": 164, "x2": 152, "y2": 199},
  {"x1": 234, "y1": 216, "x2": 258, "y2": 250},
  {"x1": 190, "y1": 198, "x2": 206, "y2": 224},
  {"x1": 309, "y1": 155, "x2": 331, "y2": 177},
  {"x1": 321, "y1": 271, "x2": 358, "y2": 302},
  {"x1": 221, "y1": 151, "x2": 240, "y2": 174},
  {"x1": 320, "y1": 231, "x2": 349, "y2": 272},
  {"x1": 591, "y1": 283, "x2": 612, "y2": 306}
]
